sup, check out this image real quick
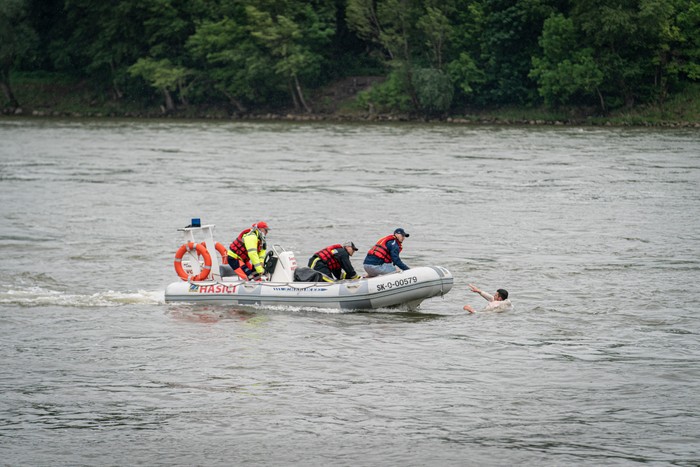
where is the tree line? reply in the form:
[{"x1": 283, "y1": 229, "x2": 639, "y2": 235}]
[{"x1": 1, "y1": 0, "x2": 698, "y2": 116}]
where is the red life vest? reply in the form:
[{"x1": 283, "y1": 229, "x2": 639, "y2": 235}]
[
  {"x1": 229, "y1": 228, "x2": 258, "y2": 261},
  {"x1": 367, "y1": 235, "x2": 401, "y2": 263},
  {"x1": 315, "y1": 244, "x2": 343, "y2": 270}
]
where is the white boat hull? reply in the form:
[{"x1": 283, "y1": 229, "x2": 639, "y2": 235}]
[{"x1": 165, "y1": 266, "x2": 453, "y2": 311}]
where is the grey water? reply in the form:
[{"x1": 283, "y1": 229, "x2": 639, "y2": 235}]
[{"x1": 1, "y1": 118, "x2": 699, "y2": 466}]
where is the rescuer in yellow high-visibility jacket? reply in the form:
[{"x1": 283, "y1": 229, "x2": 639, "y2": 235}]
[{"x1": 227, "y1": 221, "x2": 269, "y2": 280}]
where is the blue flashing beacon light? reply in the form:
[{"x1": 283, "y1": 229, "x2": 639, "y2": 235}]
[{"x1": 191, "y1": 218, "x2": 201, "y2": 227}]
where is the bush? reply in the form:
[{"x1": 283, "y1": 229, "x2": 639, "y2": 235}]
[
  {"x1": 412, "y1": 68, "x2": 454, "y2": 115},
  {"x1": 355, "y1": 71, "x2": 412, "y2": 113}
]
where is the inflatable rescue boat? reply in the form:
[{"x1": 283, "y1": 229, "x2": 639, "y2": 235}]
[{"x1": 164, "y1": 222, "x2": 453, "y2": 311}]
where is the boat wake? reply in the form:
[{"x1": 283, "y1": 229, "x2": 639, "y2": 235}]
[{"x1": 0, "y1": 285, "x2": 165, "y2": 308}]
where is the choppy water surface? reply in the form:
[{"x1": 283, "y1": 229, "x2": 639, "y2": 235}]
[{"x1": 1, "y1": 118, "x2": 699, "y2": 465}]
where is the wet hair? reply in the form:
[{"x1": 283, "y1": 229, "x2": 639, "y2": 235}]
[{"x1": 497, "y1": 289, "x2": 508, "y2": 300}]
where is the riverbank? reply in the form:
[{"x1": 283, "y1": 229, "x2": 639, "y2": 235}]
[{"x1": 3, "y1": 72, "x2": 699, "y2": 127}]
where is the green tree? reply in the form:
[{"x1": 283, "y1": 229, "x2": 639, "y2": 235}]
[
  {"x1": 128, "y1": 58, "x2": 190, "y2": 112},
  {"x1": 643, "y1": 0, "x2": 700, "y2": 100},
  {"x1": 447, "y1": 52, "x2": 486, "y2": 100},
  {"x1": 186, "y1": 15, "x2": 276, "y2": 113},
  {"x1": 26, "y1": 0, "x2": 69, "y2": 72},
  {"x1": 186, "y1": 0, "x2": 339, "y2": 112},
  {"x1": 128, "y1": 0, "x2": 206, "y2": 109},
  {"x1": 570, "y1": 0, "x2": 699, "y2": 107},
  {"x1": 63, "y1": 0, "x2": 203, "y2": 103},
  {"x1": 246, "y1": 1, "x2": 335, "y2": 112},
  {"x1": 573, "y1": 0, "x2": 662, "y2": 107},
  {"x1": 246, "y1": 7, "x2": 310, "y2": 111},
  {"x1": 417, "y1": 5, "x2": 453, "y2": 69},
  {"x1": 0, "y1": 0, "x2": 38, "y2": 108},
  {"x1": 444, "y1": 0, "x2": 487, "y2": 105},
  {"x1": 63, "y1": 1, "x2": 150, "y2": 99},
  {"x1": 346, "y1": 0, "x2": 392, "y2": 59},
  {"x1": 675, "y1": 1, "x2": 700, "y2": 81},
  {"x1": 476, "y1": 0, "x2": 562, "y2": 105},
  {"x1": 530, "y1": 14, "x2": 604, "y2": 108},
  {"x1": 347, "y1": 0, "x2": 447, "y2": 112},
  {"x1": 9, "y1": 0, "x2": 698, "y2": 115}
]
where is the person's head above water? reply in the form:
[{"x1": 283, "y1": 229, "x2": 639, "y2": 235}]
[{"x1": 495, "y1": 289, "x2": 508, "y2": 300}]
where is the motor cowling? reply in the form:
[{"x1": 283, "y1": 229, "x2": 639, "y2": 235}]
[{"x1": 269, "y1": 251, "x2": 297, "y2": 282}]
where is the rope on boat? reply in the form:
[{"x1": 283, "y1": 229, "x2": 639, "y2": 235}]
[{"x1": 188, "y1": 278, "x2": 331, "y2": 290}]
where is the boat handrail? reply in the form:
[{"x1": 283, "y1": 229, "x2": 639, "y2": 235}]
[{"x1": 270, "y1": 244, "x2": 287, "y2": 257}]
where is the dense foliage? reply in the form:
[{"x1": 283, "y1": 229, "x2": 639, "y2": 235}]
[{"x1": 1, "y1": 0, "x2": 698, "y2": 115}]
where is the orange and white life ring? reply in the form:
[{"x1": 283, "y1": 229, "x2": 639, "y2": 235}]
[
  {"x1": 201, "y1": 242, "x2": 229, "y2": 265},
  {"x1": 174, "y1": 242, "x2": 212, "y2": 281}
]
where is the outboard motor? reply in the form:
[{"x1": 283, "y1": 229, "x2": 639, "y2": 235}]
[{"x1": 267, "y1": 245, "x2": 297, "y2": 282}]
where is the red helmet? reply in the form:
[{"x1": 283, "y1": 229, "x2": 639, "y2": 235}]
[{"x1": 255, "y1": 221, "x2": 270, "y2": 230}]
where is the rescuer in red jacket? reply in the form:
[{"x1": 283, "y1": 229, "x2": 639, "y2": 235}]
[
  {"x1": 363, "y1": 228, "x2": 410, "y2": 277},
  {"x1": 308, "y1": 241, "x2": 361, "y2": 282}
]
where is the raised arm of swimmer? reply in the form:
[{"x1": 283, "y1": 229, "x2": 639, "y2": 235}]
[{"x1": 463, "y1": 283, "x2": 511, "y2": 313}]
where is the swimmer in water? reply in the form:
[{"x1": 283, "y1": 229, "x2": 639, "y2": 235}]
[{"x1": 463, "y1": 283, "x2": 512, "y2": 313}]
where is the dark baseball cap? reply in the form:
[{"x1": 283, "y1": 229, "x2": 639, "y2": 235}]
[
  {"x1": 343, "y1": 241, "x2": 358, "y2": 251},
  {"x1": 394, "y1": 228, "x2": 410, "y2": 237}
]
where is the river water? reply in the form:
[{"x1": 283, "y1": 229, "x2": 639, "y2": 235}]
[{"x1": 1, "y1": 118, "x2": 699, "y2": 465}]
